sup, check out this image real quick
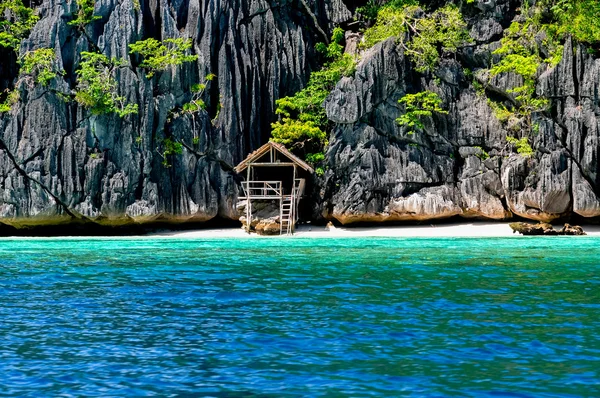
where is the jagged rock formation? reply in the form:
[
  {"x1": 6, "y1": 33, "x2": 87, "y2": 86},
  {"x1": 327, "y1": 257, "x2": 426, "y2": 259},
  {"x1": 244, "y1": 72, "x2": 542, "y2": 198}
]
[
  {"x1": 319, "y1": 0, "x2": 600, "y2": 224},
  {"x1": 510, "y1": 222, "x2": 586, "y2": 236},
  {"x1": 0, "y1": 0, "x2": 351, "y2": 223},
  {"x1": 1, "y1": 0, "x2": 600, "y2": 230}
]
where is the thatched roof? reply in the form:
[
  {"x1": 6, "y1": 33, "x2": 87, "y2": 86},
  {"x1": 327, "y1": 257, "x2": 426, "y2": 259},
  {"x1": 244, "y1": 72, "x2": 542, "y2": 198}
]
[{"x1": 234, "y1": 141, "x2": 314, "y2": 173}]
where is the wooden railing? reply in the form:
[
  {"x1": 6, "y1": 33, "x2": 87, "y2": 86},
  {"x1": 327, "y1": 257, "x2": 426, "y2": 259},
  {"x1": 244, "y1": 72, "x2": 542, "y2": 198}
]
[{"x1": 241, "y1": 181, "x2": 282, "y2": 199}]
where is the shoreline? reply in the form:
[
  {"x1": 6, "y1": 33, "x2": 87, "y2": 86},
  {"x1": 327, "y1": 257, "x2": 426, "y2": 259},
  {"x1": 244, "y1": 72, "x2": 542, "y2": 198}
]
[
  {"x1": 1, "y1": 222, "x2": 599, "y2": 239},
  {"x1": 148, "y1": 222, "x2": 600, "y2": 239}
]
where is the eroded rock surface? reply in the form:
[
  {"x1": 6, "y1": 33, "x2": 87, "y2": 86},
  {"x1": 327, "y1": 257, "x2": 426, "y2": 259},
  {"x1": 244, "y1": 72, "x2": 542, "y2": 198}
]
[
  {"x1": 0, "y1": 0, "x2": 350, "y2": 223},
  {"x1": 1, "y1": 0, "x2": 600, "y2": 228},
  {"x1": 510, "y1": 222, "x2": 587, "y2": 236},
  {"x1": 319, "y1": 18, "x2": 600, "y2": 225}
]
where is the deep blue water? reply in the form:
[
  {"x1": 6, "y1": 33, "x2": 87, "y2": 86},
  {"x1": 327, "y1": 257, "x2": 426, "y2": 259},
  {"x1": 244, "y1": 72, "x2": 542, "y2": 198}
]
[{"x1": 0, "y1": 237, "x2": 599, "y2": 396}]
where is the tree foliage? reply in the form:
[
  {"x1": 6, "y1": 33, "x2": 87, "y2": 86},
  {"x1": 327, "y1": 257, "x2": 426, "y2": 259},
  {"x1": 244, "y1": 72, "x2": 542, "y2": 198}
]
[
  {"x1": 19, "y1": 48, "x2": 63, "y2": 87},
  {"x1": 397, "y1": 91, "x2": 448, "y2": 133},
  {"x1": 0, "y1": 0, "x2": 39, "y2": 51},
  {"x1": 69, "y1": 0, "x2": 100, "y2": 29},
  {"x1": 540, "y1": 0, "x2": 600, "y2": 44},
  {"x1": 129, "y1": 38, "x2": 198, "y2": 78},
  {"x1": 506, "y1": 136, "x2": 534, "y2": 158},
  {"x1": 160, "y1": 137, "x2": 183, "y2": 167},
  {"x1": 271, "y1": 28, "x2": 355, "y2": 167},
  {"x1": 0, "y1": 89, "x2": 19, "y2": 113},
  {"x1": 488, "y1": 19, "x2": 550, "y2": 136},
  {"x1": 75, "y1": 52, "x2": 138, "y2": 117},
  {"x1": 1, "y1": 48, "x2": 62, "y2": 113},
  {"x1": 180, "y1": 73, "x2": 216, "y2": 115},
  {"x1": 362, "y1": 4, "x2": 472, "y2": 73}
]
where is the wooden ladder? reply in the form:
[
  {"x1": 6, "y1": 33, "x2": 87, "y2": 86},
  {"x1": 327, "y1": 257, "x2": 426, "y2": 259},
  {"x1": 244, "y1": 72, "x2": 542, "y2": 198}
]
[{"x1": 280, "y1": 196, "x2": 294, "y2": 235}]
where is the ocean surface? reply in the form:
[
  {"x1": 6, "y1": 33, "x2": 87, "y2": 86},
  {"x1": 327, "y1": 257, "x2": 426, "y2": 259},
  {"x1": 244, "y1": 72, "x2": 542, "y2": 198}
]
[{"x1": 0, "y1": 237, "x2": 599, "y2": 397}]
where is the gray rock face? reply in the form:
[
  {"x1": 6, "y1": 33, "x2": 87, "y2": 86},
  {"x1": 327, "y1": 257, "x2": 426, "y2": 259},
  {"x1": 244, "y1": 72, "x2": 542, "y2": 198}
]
[
  {"x1": 0, "y1": 0, "x2": 351, "y2": 222},
  {"x1": 2, "y1": 0, "x2": 600, "y2": 227},
  {"x1": 321, "y1": 30, "x2": 600, "y2": 224}
]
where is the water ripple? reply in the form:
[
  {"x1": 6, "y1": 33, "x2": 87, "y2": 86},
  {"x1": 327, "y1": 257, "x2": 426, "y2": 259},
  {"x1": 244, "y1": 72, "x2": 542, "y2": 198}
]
[{"x1": 0, "y1": 237, "x2": 599, "y2": 396}]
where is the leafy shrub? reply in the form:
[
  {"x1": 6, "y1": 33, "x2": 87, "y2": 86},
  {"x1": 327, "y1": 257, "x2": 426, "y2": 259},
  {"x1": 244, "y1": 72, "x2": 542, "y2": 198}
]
[
  {"x1": 488, "y1": 99, "x2": 515, "y2": 124},
  {"x1": 474, "y1": 146, "x2": 490, "y2": 160},
  {"x1": 0, "y1": 89, "x2": 19, "y2": 113},
  {"x1": 356, "y1": 0, "x2": 381, "y2": 23},
  {"x1": 181, "y1": 73, "x2": 216, "y2": 115},
  {"x1": 161, "y1": 137, "x2": 183, "y2": 167},
  {"x1": 19, "y1": 48, "x2": 63, "y2": 87},
  {"x1": 541, "y1": 0, "x2": 600, "y2": 44},
  {"x1": 75, "y1": 52, "x2": 138, "y2": 117},
  {"x1": 272, "y1": 118, "x2": 327, "y2": 146},
  {"x1": 489, "y1": 20, "x2": 550, "y2": 134},
  {"x1": 362, "y1": 4, "x2": 415, "y2": 49},
  {"x1": 397, "y1": 91, "x2": 448, "y2": 132},
  {"x1": 0, "y1": 48, "x2": 63, "y2": 112},
  {"x1": 362, "y1": 4, "x2": 472, "y2": 73},
  {"x1": 0, "y1": 0, "x2": 39, "y2": 51},
  {"x1": 69, "y1": 0, "x2": 100, "y2": 29},
  {"x1": 129, "y1": 38, "x2": 198, "y2": 78},
  {"x1": 506, "y1": 136, "x2": 534, "y2": 158}
]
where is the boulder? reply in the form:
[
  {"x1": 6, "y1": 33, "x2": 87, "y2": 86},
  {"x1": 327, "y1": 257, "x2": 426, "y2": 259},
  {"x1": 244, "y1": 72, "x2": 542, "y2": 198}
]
[
  {"x1": 510, "y1": 222, "x2": 587, "y2": 236},
  {"x1": 559, "y1": 223, "x2": 587, "y2": 236},
  {"x1": 509, "y1": 222, "x2": 559, "y2": 236},
  {"x1": 254, "y1": 218, "x2": 281, "y2": 235}
]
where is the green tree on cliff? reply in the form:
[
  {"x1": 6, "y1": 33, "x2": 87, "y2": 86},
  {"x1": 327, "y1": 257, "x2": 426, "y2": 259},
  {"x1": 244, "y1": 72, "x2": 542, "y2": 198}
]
[
  {"x1": 362, "y1": 3, "x2": 472, "y2": 73},
  {"x1": 74, "y1": 52, "x2": 138, "y2": 117},
  {"x1": 0, "y1": 0, "x2": 39, "y2": 51},
  {"x1": 271, "y1": 28, "x2": 355, "y2": 173}
]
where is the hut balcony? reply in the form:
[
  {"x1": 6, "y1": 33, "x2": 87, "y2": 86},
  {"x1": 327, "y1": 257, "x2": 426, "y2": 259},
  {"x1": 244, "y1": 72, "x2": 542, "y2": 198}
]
[{"x1": 240, "y1": 179, "x2": 306, "y2": 200}]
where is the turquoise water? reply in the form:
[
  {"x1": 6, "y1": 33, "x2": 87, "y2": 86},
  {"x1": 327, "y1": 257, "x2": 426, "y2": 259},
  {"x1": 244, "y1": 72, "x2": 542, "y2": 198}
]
[{"x1": 0, "y1": 237, "x2": 599, "y2": 396}]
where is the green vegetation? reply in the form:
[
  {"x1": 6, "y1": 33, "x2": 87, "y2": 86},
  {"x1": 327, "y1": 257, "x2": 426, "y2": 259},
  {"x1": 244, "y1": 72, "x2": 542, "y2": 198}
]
[
  {"x1": 181, "y1": 73, "x2": 216, "y2": 115},
  {"x1": 19, "y1": 48, "x2": 63, "y2": 87},
  {"x1": 355, "y1": 0, "x2": 382, "y2": 23},
  {"x1": 506, "y1": 136, "x2": 534, "y2": 158},
  {"x1": 362, "y1": 3, "x2": 471, "y2": 73},
  {"x1": 475, "y1": 146, "x2": 489, "y2": 161},
  {"x1": 486, "y1": 0, "x2": 600, "y2": 135},
  {"x1": 69, "y1": 0, "x2": 100, "y2": 29},
  {"x1": 0, "y1": 0, "x2": 39, "y2": 51},
  {"x1": 74, "y1": 52, "x2": 138, "y2": 117},
  {"x1": 357, "y1": 0, "x2": 417, "y2": 25},
  {"x1": 0, "y1": 90, "x2": 19, "y2": 113},
  {"x1": 129, "y1": 38, "x2": 198, "y2": 78},
  {"x1": 484, "y1": 4, "x2": 560, "y2": 151},
  {"x1": 541, "y1": 0, "x2": 600, "y2": 44},
  {"x1": 161, "y1": 138, "x2": 183, "y2": 167},
  {"x1": 397, "y1": 91, "x2": 448, "y2": 133},
  {"x1": 271, "y1": 28, "x2": 355, "y2": 169},
  {"x1": 0, "y1": 2, "x2": 51, "y2": 113}
]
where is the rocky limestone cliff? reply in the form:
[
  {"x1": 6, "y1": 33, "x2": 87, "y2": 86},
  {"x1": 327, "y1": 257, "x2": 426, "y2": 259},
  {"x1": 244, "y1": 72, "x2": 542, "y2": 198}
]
[
  {"x1": 319, "y1": 0, "x2": 600, "y2": 224},
  {"x1": 1, "y1": 0, "x2": 600, "y2": 229},
  {"x1": 0, "y1": 0, "x2": 351, "y2": 224}
]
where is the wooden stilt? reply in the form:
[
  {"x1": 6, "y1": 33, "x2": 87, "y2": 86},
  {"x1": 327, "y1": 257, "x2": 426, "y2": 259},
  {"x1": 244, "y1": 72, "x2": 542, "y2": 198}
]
[
  {"x1": 292, "y1": 165, "x2": 297, "y2": 233},
  {"x1": 246, "y1": 165, "x2": 251, "y2": 233}
]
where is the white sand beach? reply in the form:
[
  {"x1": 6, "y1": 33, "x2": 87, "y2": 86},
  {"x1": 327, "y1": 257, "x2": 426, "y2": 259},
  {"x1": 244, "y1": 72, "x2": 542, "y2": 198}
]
[{"x1": 154, "y1": 222, "x2": 600, "y2": 239}]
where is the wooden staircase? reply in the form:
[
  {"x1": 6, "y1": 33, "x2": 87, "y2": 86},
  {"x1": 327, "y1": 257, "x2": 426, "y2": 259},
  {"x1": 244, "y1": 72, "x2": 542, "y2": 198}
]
[{"x1": 280, "y1": 196, "x2": 294, "y2": 235}]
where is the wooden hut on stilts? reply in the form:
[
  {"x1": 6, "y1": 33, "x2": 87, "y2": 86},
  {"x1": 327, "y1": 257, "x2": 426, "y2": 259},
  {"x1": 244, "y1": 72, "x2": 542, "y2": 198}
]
[{"x1": 235, "y1": 142, "x2": 314, "y2": 235}]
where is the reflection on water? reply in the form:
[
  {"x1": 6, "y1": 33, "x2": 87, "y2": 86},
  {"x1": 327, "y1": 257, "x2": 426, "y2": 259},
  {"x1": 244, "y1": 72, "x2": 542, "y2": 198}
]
[{"x1": 0, "y1": 237, "x2": 599, "y2": 396}]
